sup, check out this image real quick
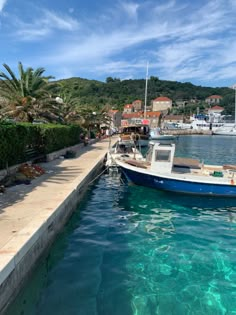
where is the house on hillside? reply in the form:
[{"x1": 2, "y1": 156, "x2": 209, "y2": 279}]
[
  {"x1": 145, "y1": 111, "x2": 162, "y2": 128},
  {"x1": 108, "y1": 110, "x2": 122, "y2": 129},
  {"x1": 175, "y1": 100, "x2": 188, "y2": 108},
  {"x1": 123, "y1": 104, "x2": 134, "y2": 113},
  {"x1": 163, "y1": 115, "x2": 184, "y2": 123},
  {"x1": 132, "y1": 100, "x2": 142, "y2": 111},
  {"x1": 208, "y1": 105, "x2": 224, "y2": 115},
  {"x1": 122, "y1": 112, "x2": 143, "y2": 126},
  {"x1": 122, "y1": 111, "x2": 161, "y2": 128},
  {"x1": 152, "y1": 96, "x2": 172, "y2": 113},
  {"x1": 205, "y1": 95, "x2": 223, "y2": 105}
]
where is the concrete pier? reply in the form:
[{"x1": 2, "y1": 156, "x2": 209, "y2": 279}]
[
  {"x1": 0, "y1": 137, "x2": 117, "y2": 314},
  {"x1": 162, "y1": 129, "x2": 213, "y2": 135}
]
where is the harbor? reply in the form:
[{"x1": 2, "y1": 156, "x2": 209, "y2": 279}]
[
  {"x1": 1, "y1": 1, "x2": 236, "y2": 314},
  {"x1": 3, "y1": 135, "x2": 236, "y2": 315}
]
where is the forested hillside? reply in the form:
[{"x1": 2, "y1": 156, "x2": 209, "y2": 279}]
[{"x1": 55, "y1": 76, "x2": 235, "y2": 114}]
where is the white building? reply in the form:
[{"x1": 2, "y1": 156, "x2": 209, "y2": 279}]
[{"x1": 152, "y1": 97, "x2": 172, "y2": 112}]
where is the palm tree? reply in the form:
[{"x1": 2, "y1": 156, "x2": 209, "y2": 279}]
[{"x1": 0, "y1": 62, "x2": 60, "y2": 122}]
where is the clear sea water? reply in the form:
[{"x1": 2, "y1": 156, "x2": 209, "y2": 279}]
[{"x1": 5, "y1": 136, "x2": 236, "y2": 315}]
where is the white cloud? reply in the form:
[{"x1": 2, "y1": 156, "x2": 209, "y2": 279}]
[
  {"x1": 154, "y1": 0, "x2": 176, "y2": 13},
  {"x1": 6, "y1": 0, "x2": 236, "y2": 85},
  {"x1": 42, "y1": 10, "x2": 79, "y2": 31},
  {"x1": 0, "y1": 0, "x2": 7, "y2": 12},
  {"x1": 13, "y1": 9, "x2": 79, "y2": 40},
  {"x1": 120, "y1": 1, "x2": 140, "y2": 19}
]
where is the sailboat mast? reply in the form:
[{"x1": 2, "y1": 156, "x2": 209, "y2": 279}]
[
  {"x1": 144, "y1": 62, "x2": 149, "y2": 119},
  {"x1": 234, "y1": 86, "x2": 236, "y2": 125}
]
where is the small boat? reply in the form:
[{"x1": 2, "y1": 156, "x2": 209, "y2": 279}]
[
  {"x1": 213, "y1": 126, "x2": 236, "y2": 136},
  {"x1": 119, "y1": 124, "x2": 150, "y2": 147},
  {"x1": 149, "y1": 128, "x2": 177, "y2": 141},
  {"x1": 115, "y1": 142, "x2": 236, "y2": 197},
  {"x1": 105, "y1": 140, "x2": 144, "y2": 167}
]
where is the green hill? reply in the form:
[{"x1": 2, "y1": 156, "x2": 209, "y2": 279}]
[{"x1": 55, "y1": 77, "x2": 235, "y2": 115}]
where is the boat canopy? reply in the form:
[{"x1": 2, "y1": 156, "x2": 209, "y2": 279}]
[{"x1": 122, "y1": 125, "x2": 150, "y2": 135}]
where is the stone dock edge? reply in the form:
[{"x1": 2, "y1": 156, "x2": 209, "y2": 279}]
[{"x1": 0, "y1": 145, "x2": 109, "y2": 314}]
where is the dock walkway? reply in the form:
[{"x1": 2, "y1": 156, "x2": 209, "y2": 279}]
[{"x1": 0, "y1": 137, "x2": 117, "y2": 313}]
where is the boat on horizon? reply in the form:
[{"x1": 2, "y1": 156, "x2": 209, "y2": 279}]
[
  {"x1": 213, "y1": 126, "x2": 236, "y2": 136},
  {"x1": 115, "y1": 142, "x2": 236, "y2": 197},
  {"x1": 149, "y1": 128, "x2": 178, "y2": 141}
]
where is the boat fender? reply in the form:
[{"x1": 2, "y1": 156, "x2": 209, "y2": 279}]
[{"x1": 230, "y1": 179, "x2": 235, "y2": 185}]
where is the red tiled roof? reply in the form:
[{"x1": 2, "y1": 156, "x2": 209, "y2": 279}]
[
  {"x1": 145, "y1": 111, "x2": 161, "y2": 118},
  {"x1": 109, "y1": 109, "x2": 119, "y2": 113},
  {"x1": 206, "y1": 95, "x2": 222, "y2": 99},
  {"x1": 153, "y1": 97, "x2": 171, "y2": 101},
  {"x1": 209, "y1": 105, "x2": 224, "y2": 110},
  {"x1": 122, "y1": 112, "x2": 143, "y2": 119}
]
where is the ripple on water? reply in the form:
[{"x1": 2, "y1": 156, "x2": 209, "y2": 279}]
[{"x1": 5, "y1": 136, "x2": 236, "y2": 315}]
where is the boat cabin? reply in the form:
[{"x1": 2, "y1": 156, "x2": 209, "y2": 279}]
[
  {"x1": 146, "y1": 142, "x2": 175, "y2": 173},
  {"x1": 121, "y1": 124, "x2": 150, "y2": 136}
]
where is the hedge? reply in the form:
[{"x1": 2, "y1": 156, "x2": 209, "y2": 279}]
[{"x1": 0, "y1": 123, "x2": 84, "y2": 170}]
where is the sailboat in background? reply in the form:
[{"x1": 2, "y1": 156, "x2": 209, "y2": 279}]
[
  {"x1": 145, "y1": 63, "x2": 176, "y2": 141},
  {"x1": 119, "y1": 62, "x2": 150, "y2": 146},
  {"x1": 213, "y1": 84, "x2": 236, "y2": 136}
]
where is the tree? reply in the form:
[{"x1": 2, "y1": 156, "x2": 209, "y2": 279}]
[
  {"x1": 106, "y1": 77, "x2": 121, "y2": 83},
  {"x1": 0, "y1": 62, "x2": 60, "y2": 122}
]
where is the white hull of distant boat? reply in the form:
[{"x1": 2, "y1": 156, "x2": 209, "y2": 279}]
[
  {"x1": 213, "y1": 127, "x2": 236, "y2": 136},
  {"x1": 149, "y1": 129, "x2": 177, "y2": 141},
  {"x1": 149, "y1": 135, "x2": 177, "y2": 140}
]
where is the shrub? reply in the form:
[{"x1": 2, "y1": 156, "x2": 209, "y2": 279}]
[{"x1": 0, "y1": 123, "x2": 84, "y2": 170}]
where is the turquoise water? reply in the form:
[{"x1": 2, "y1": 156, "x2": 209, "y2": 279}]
[{"x1": 5, "y1": 136, "x2": 236, "y2": 315}]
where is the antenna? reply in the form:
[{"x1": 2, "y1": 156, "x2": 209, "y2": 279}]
[{"x1": 144, "y1": 62, "x2": 149, "y2": 119}]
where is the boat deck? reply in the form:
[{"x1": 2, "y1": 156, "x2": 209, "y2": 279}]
[{"x1": 121, "y1": 157, "x2": 236, "y2": 182}]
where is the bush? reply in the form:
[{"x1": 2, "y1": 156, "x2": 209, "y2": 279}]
[
  {"x1": 0, "y1": 123, "x2": 84, "y2": 170},
  {"x1": 38, "y1": 124, "x2": 84, "y2": 154},
  {"x1": 0, "y1": 124, "x2": 28, "y2": 169}
]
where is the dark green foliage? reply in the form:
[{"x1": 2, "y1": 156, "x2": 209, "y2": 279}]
[
  {"x1": 39, "y1": 124, "x2": 83, "y2": 153},
  {"x1": 55, "y1": 77, "x2": 233, "y2": 113},
  {"x1": 0, "y1": 123, "x2": 84, "y2": 170},
  {"x1": 0, "y1": 124, "x2": 28, "y2": 169}
]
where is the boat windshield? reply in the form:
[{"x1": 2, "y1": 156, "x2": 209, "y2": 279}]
[{"x1": 155, "y1": 150, "x2": 171, "y2": 162}]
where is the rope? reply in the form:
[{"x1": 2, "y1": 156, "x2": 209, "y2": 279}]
[
  {"x1": 86, "y1": 164, "x2": 110, "y2": 186},
  {"x1": 86, "y1": 136, "x2": 117, "y2": 186}
]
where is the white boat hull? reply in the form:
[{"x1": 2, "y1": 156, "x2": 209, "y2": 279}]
[
  {"x1": 213, "y1": 129, "x2": 236, "y2": 136},
  {"x1": 149, "y1": 135, "x2": 177, "y2": 140}
]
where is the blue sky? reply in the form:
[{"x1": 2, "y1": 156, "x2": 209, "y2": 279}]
[{"x1": 0, "y1": 0, "x2": 236, "y2": 87}]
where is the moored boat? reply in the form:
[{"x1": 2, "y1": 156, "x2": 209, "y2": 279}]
[
  {"x1": 115, "y1": 142, "x2": 236, "y2": 196},
  {"x1": 119, "y1": 124, "x2": 150, "y2": 146},
  {"x1": 149, "y1": 128, "x2": 177, "y2": 141},
  {"x1": 105, "y1": 140, "x2": 144, "y2": 167},
  {"x1": 213, "y1": 126, "x2": 236, "y2": 136}
]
